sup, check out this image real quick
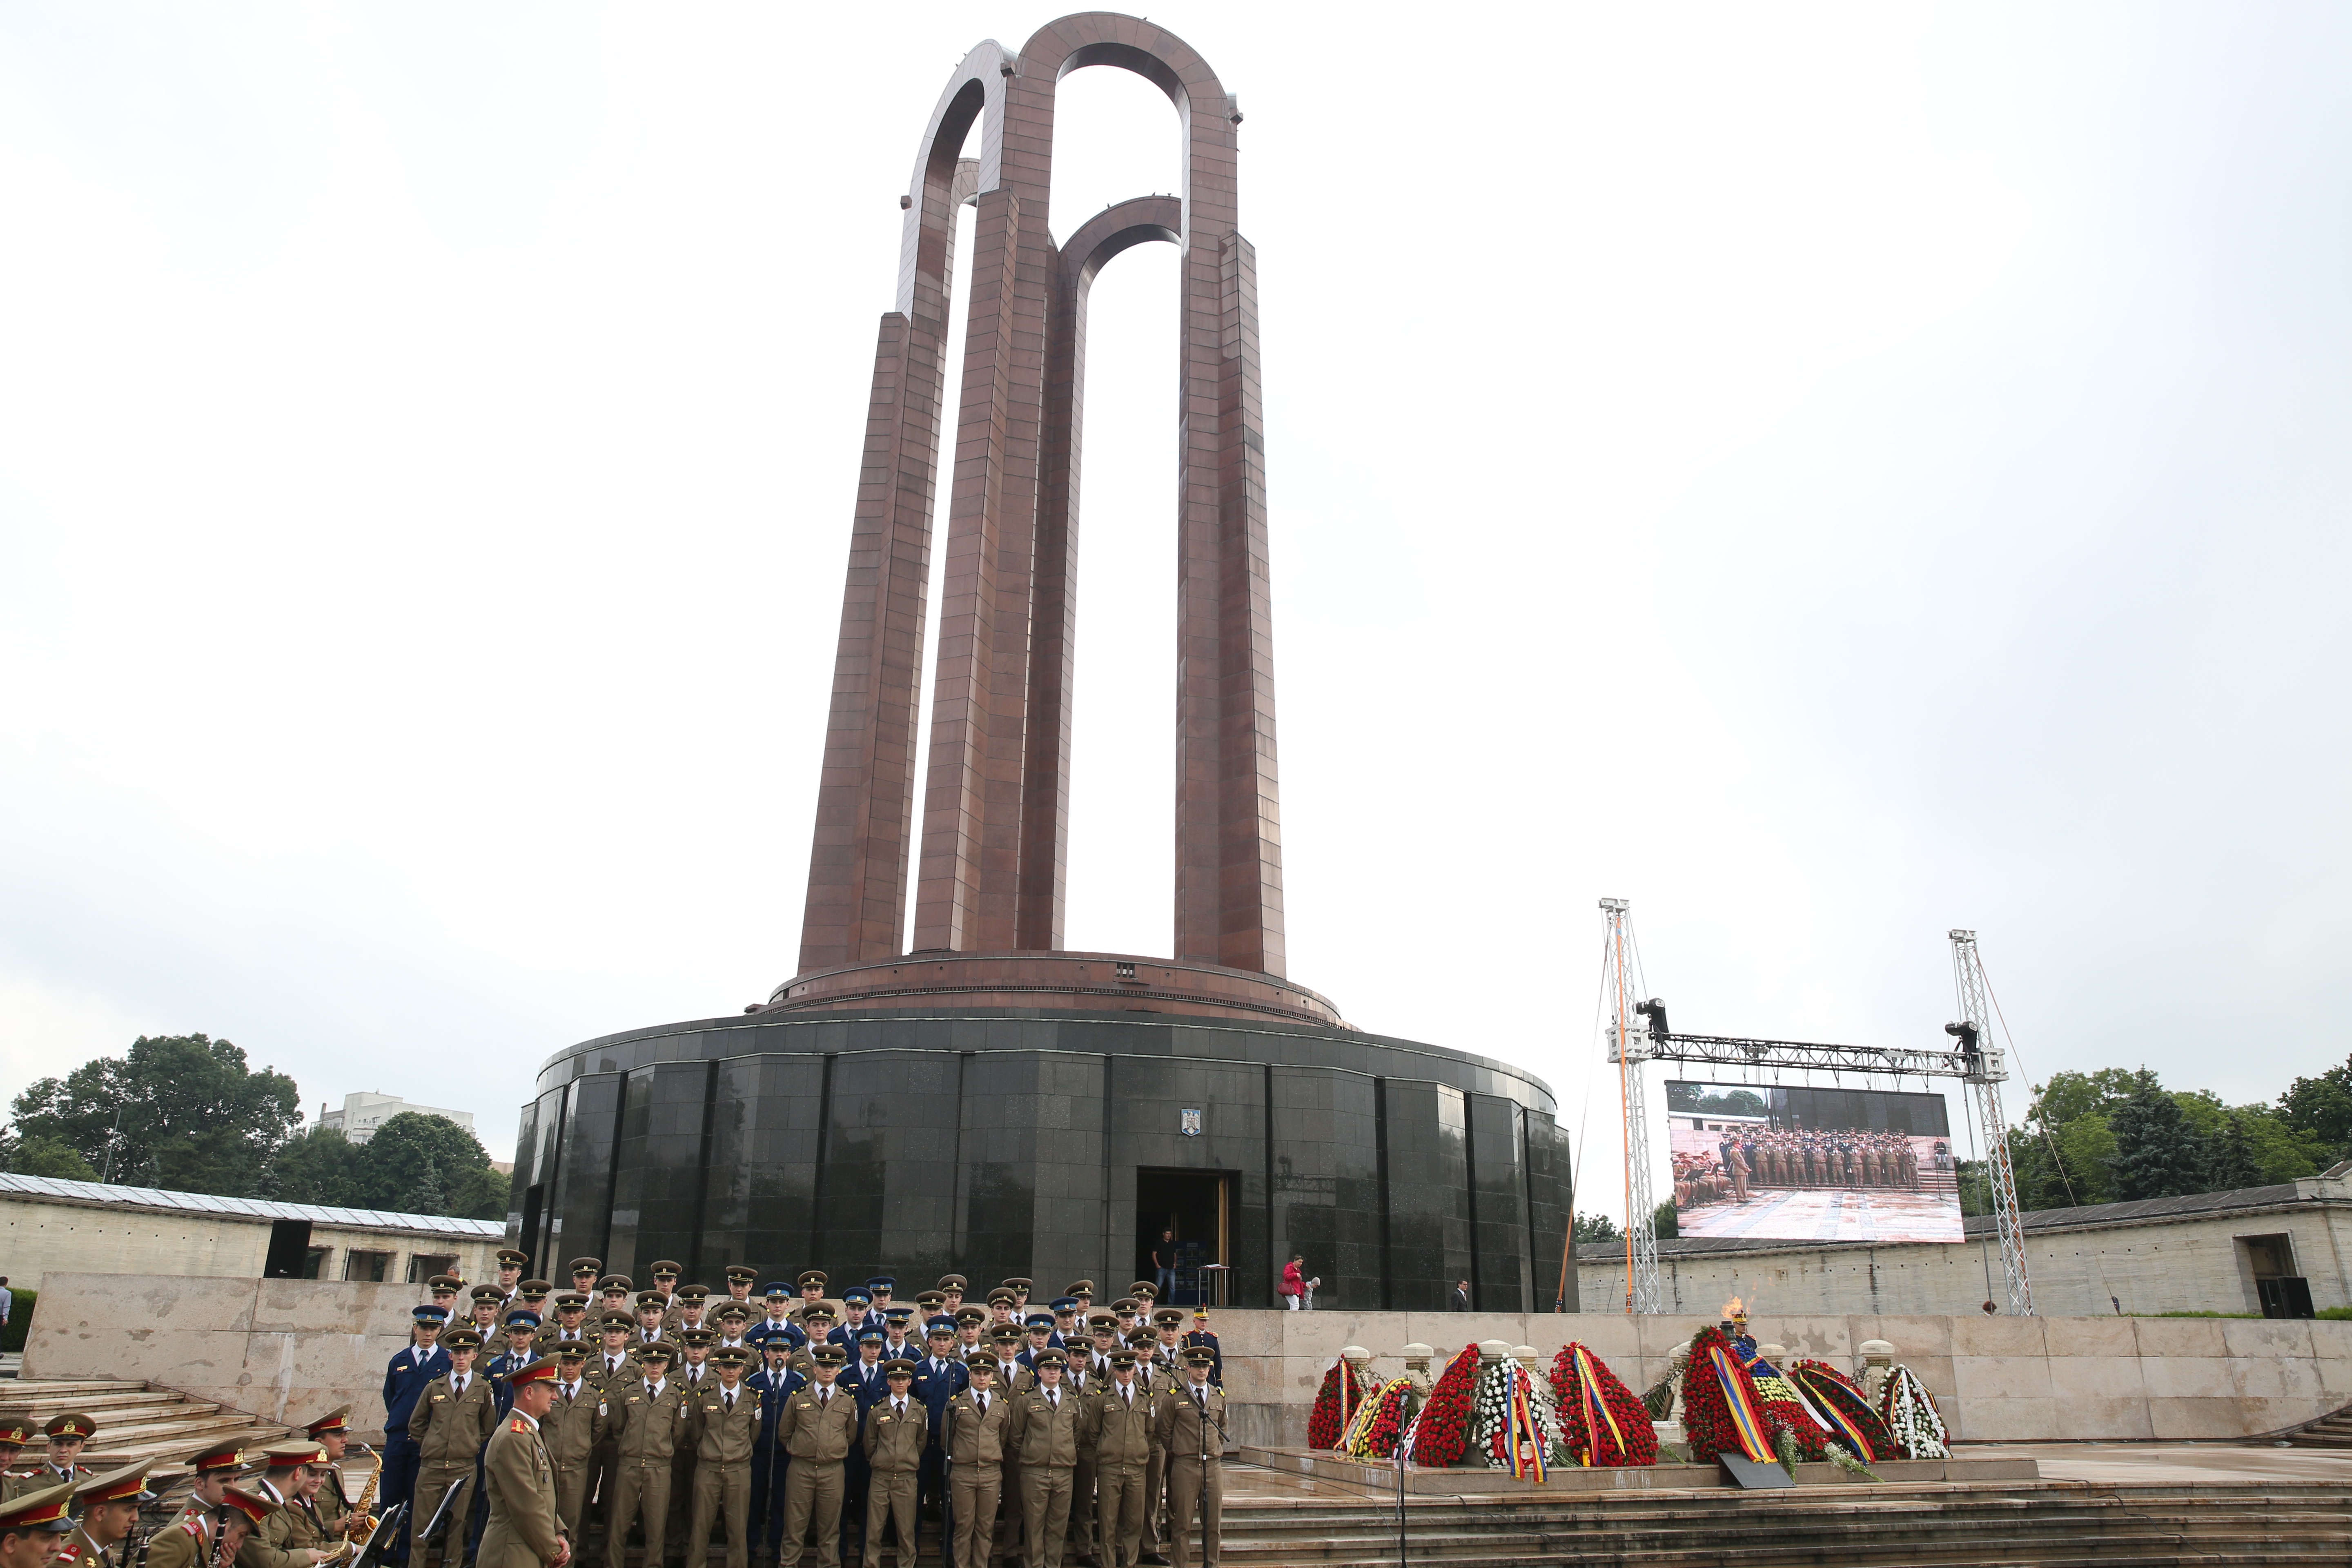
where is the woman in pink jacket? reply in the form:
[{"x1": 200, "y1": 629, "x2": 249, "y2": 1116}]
[{"x1": 1281, "y1": 1254, "x2": 1305, "y2": 1310}]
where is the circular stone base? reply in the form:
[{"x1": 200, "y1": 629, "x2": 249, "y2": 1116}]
[{"x1": 762, "y1": 950, "x2": 1349, "y2": 1029}]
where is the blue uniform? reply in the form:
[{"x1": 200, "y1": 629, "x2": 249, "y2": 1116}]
[
  {"x1": 835, "y1": 1359, "x2": 890, "y2": 1559},
  {"x1": 748, "y1": 1365, "x2": 806, "y2": 1555},
  {"x1": 380, "y1": 1341, "x2": 450, "y2": 1562},
  {"x1": 909, "y1": 1352, "x2": 967, "y2": 1537},
  {"x1": 744, "y1": 1317, "x2": 804, "y2": 1351}
]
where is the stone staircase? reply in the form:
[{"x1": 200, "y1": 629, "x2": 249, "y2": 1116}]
[
  {"x1": 1212, "y1": 1482, "x2": 2352, "y2": 1566},
  {"x1": 4, "y1": 1379, "x2": 294, "y2": 1479},
  {"x1": 2283, "y1": 1403, "x2": 2352, "y2": 1449}
]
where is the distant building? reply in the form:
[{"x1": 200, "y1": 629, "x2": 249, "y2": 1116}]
[{"x1": 318, "y1": 1092, "x2": 475, "y2": 1145}]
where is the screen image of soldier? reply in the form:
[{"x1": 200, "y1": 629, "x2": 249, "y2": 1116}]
[
  {"x1": 1154, "y1": 1349, "x2": 1224, "y2": 1568},
  {"x1": 479, "y1": 1355, "x2": 571, "y2": 1568}
]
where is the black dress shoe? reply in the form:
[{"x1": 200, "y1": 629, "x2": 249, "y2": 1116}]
[{"x1": 1140, "y1": 1555, "x2": 1170, "y2": 1565}]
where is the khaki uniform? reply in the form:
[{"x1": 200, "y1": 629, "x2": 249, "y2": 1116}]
[
  {"x1": 860, "y1": 1396, "x2": 926, "y2": 1568},
  {"x1": 686, "y1": 1383, "x2": 762, "y2": 1568},
  {"x1": 1005, "y1": 1386, "x2": 1079, "y2": 1568},
  {"x1": 1154, "y1": 1385, "x2": 1224, "y2": 1568},
  {"x1": 144, "y1": 1504, "x2": 214, "y2": 1568},
  {"x1": 236, "y1": 1479, "x2": 314, "y2": 1568},
  {"x1": 777, "y1": 1385, "x2": 858, "y2": 1568},
  {"x1": 603, "y1": 1378, "x2": 690, "y2": 1568},
  {"x1": 314, "y1": 1463, "x2": 353, "y2": 1541},
  {"x1": 542, "y1": 1380, "x2": 608, "y2": 1535},
  {"x1": 942, "y1": 1388, "x2": 1009, "y2": 1568},
  {"x1": 1135, "y1": 1362, "x2": 1171, "y2": 1555},
  {"x1": 479, "y1": 1412, "x2": 564, "y2": 1568},
  {"x1": 410, "y1": 1372, "x2": 501, "y2": 1568},
  {"x1": 579, "y1": 1351, "x2": 639, "y2": 1537},
  {"x1": 1082, "y1": 1383, "x2": 1154, "y2": 1568},
  {"x1": 667, "y1": 1365, "x2": 714, "y2": 1548},
  {"x1": 57, "y1": 1523, "x2": 107, "y2": 1568},
  {"x1": 1062, "y1": 1364, "x2": 1099, "y2": 1563}
]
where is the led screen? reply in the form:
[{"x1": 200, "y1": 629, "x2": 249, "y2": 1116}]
[{"x1": 1664, "y1": 1080, "x2": 1964, "y2": 1244}]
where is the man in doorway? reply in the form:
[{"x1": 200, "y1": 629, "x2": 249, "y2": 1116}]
[
  {"x1": 1151, "y1": 1234, "x2": 1178, "y2": 1304},
  {"x1": 1449, "y1": 1280, "x2": 1470, "y2": 1312}
]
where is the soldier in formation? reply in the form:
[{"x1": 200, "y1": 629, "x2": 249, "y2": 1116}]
[{"x1": 370, "y1": 1261, "x2": 1225, "y2": 1568}]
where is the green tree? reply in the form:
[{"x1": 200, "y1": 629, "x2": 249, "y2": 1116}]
[
  {"x1": 448, "y1": 1165, "x2": 509, "y2": 1224},
  {"x1": 1572, "y1": 1210, "x2": 1621, "y2": 1244},
  {"x1": 2028, "y1": 1069, "x2": 2140, "y2": 1127},
  {"x1": 2056, "y1": 1113, "x2": 2120, "y2": 1205},
  {"x1": 271, "y1": 1127, "x2": 370, "y2": 1207},
  {"x1": 360, "y1": 1113, "x2": 494, "y2": 1217},
  {"x1": 9, "y1": 1134, "x2": 97, "y2": 1182},
  {"x1": 2237, "y1": 1108, "x2": 2337, "y2": 1184},
  {"x1": 2207, "y1": 1113, "x2": 2261, "y2": 1191},
  {"x1": 2108, "y1": 1069, "x2": 2206, "y2": 1201},
  {"x1": 2278, "y1": 1055, "x2": 2352, "y2": 1154},
  {"x1": 9, "y1": 1035, "x2": 303, "y2": 1195},
  {"x1": 1653, "y1": 1200, "x2": 1679, "y2": 1240}
]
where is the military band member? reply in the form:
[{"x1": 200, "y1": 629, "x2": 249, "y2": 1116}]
[
  {"x1": 478, "y1": 1356, "x2": 569, "y2": 1568},
  {"x1": 59, "y1": 1460, "x2": 154, "y2": 1568},
  {"x1": 1006, "y1": 1350, "x2": 1078, "y2": 1568},
  {"x1": 27, "y1": 1416, "x2": 93, "y2": 1494},
  {"x1": 860, "y1": 1361, "x2": 924, "y2": 1568},
  {"x1": 942, "y1": 1352, "x2": 1007, "y2": 1568},
  {"x1": 0, "y1": 1414, "x2": 34, "y2": 1503},
  {"x1": 274, "y1": 1452, "x2": 337, "y2": 1561},
  {"x1": 1083, "y1": 1352, "x2": 1153, "y2": 1568},
  {"x1": 683, "y1": 1348, "x2": 760, "y2": 1568},
  {"x1": 298, "y1": 1407, "x2": 361, "y2": 1540},
  {"x1": 236, "y1": 1445, "x2": 332, "y2": 1568},
  {"x1": 1153, "y1": 1352, "x2": 1223, "y2": 1568},
  {"x1": 0, "y1": 1481, "x2": 77, "y2": 1568},
  {"x1": 603, "y1": 1343, "x2": 686, "y2": 1568},
  {"x1": 541, "y1": 1350, "x2": 604, "y2": 1538},
  {"x1": 144, "y1": 1444, "x2": 243, "y2": 1568},
  {"x1": 493, "y1": 1252, "x2": 530, "y2": 1308},
  {"x1": 777, "y1": 1345, "x2": 855, "y2": 1568},
  {"x1": 747, "y1": 1340, "x2": 803, "y2": 1564},
  {"x1": 409, "y1": 1332, "x2": 497, "y2": 1568}
]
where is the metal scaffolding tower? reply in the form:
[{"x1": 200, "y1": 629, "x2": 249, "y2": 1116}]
[
  {"x1": 1600, "y1": 920, "x2": 2037, "y2": 1316},
  {"x1": 1951, "y1": 929, "x2": 2034, "y2": 1316}
]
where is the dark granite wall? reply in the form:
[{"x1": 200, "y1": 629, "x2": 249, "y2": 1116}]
[{"x1": 510, "y1": 1009, "x2": 1573, "y2": 1312}]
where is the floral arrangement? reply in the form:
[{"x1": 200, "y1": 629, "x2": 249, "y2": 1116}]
[
  {"x1": 1307, "y1": 1357, "x2": 1372, "y2": 1450},
  {"x1": 1787, "y1": 1359, "x2": 1896, "y2": 1464},
  {"x1": 1399, "y1": 1343, "x2": 1480, "y2": 1467},
  {"x1": 1468, "y1": 1357, "x2": 1555, "y2": 1477},
  {"x1": 1548, "y1": 1342, "x2": 1658, "y2": 1468},
  {"x1": 1677, "y1": 1326, "x2": 1762, "y2": 1465},
  {"x1": 1521, "y1": 1356, "x2": 1568, "y2": 1461},
  {"x1": 1341, "y1": 1376, "x2": 1415, "y2": 1459},
  {"x1": 1743, "y1": 1353, "x2": 1840, "y2": 1471},
  {"x1": 1877, "y1": 1365, "x2": 1950, "y2": 1459},
  {"x1": 1679, "y1": 1325, "x2": 1860, "y2": 1477}
]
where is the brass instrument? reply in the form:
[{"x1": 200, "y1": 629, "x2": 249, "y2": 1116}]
[{"x1": 343, "y1": 1447, "x2": 383, "y2": 1543}]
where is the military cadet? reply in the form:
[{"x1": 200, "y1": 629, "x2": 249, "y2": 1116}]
[
  {"x1": 941, "y1": 1352, "x2": 1007, "y2": 1568},
  {"x1": 1002, "y1": 1280, "x2": 1033, "y2": 1315},
  {"x1": 540, "y1": 1294, "x2": 595, "y2": 1356},
  {"x1": 29, "y1": 1417, "x2": 94, "y2": 1491},
  {"x1": 675, "y1": 1286, "x2": 714, "y2": 1341},
  {"x1": 1060, "y1": 1343, "x2": 1099, "y2": 1568},
  {"x1": 409, "y1": 1331, "x2": 497, "y2": 1568},
  {"x1": 1048, "y1": 1299, "x2": 1082, "y2": 1350},
  {"x1": 718, "y1": 1267, "x2": 762, "y2": 1322},
  {"x1": 986, "y1": 1292, "x2": 1018, "y2": 1332},
  {"x1": 1083, "y1": 1353, "x2": 1153, "y2": 1568},
  {"x1": 1082, "y1": 1316, "x2": 1120, "y2": 1383},
  {"x1": 1125, "y1": 1283, "x2": 1157, "y2": 1309},
  {"x1": 461, "y1": 1289, "x2": 505, "y2": 1356},
  {"x1": 1152, "y1": 1351, "x2": 1223, "y2": 1568},
  {"x1": 911, "y1": 1321, "x2": 965, "y2": 1537},
  {"x1": 825, "y1": 1291, "x2": 871, "y2": 1349},
  {"x1": 541, "y1": 1349, "x2": 604, "y2": 1539},
  {"x1": 0, "y1": 1480, "x2": 77, "y2": 1568},
  {"x1": 1005, "y1": 1350, "x2": 1079, "y2": 1568},
  {"x1": 1018, "y1": 1316, "x2": 1057, "y2": 1372},
  {"x1": 490, "y1": 1313, "x2": 545, "y2": 1416},
  {"x1": 1065, "y1": 1283, "x2": 1096, "y2": 1316},
  {"x1": 645, "y1": 1264, "x2": 683, "y2": 1327},
  {"x1": 144, "y1": 1443, "x2": 243, "y2": 1568},
  {"x1": 746, "y1": 1287, "x2": 798, "y2": 1353},
  {"x1": 987, "y1": 1329, "x2": 1029, "y2": 1563},
  {"x1": 382, "y1": 1305, "x2": 451, "y2": 1562},
  {"x1": 0, "y1": 1414, "x2": 34, "y2": 1503},
  {"x1": 747, "y1": 1339, "x2": 802, "y2": 1564},
  {"x1": 835, "y1": 1330, "x2": 889, "y2": 1566},
  {"x1": 1180, "y1": 1313, "x2": 1221, "y2": 1389},
  {"x1": 631, "y1": 1294, "x2": 672, "y2": 1353},
  {"x1": 953, "y1": 1309, "x2": 987, "y2": 1364},
  {"x1": 913, "y1": 1292, "x2": 946, "y2": 1323},
  {"x1": 712, "y1": 1305, "x2": 753, "y2": 1356},
  {"x1": 858, "y1": 1362, "x2": 922, "y2": 1568},
  {"x1": 518, "y1": 1281, "x2": 556, "y2": 1320},
  {"x1": 425, "y1": 1277, "x2": 464, "y2": 1319},
  {"x1": 59, "y1": 1460, "x2": 154, "y2": 1568},
  {"x1": 669, "y1": 1330, "x2": 718, "y2": 1553},
  {"x1": 1132, "y1": 1343, "x2": 1171, "y2": 1568},
  {"x1": 494, "y1": 1252, "x2": 530, "y2": 1308},
  {"x1": 681, "y1": 1348, "x2": 759, "y2": 1568},
  {"x1": 1107, "y1": 1301, "x2": 1139, "y2": 1339},
  {"x1": 935, "y1": 1277, "x2": 968, "y2": 1317},
  {"x1": 776, "y1": 1344, "x2": 855, "y2": 1568},
  {"x1": 861, "y1": 1281, "x2": 895, "y2": 1333},
  {"x1": 878, "y1": 1307, "x2": 918, "y2": 1366},
  {"x1": 568, "y1": 1259, "x2": 604, "y2": 1299},
  {"x1": 603, "y1": 1343, "x2": 688, "y2": 1568},
  {"x1": 479, "y1": 1355, "x2": 568, "y2": 1568},
  {"x1": 795, "y1": 1272, "x2": 828, "y2": 1321},
  {"x1": 595, "y1": 1278, "x2": 635, "y2": 1320}
]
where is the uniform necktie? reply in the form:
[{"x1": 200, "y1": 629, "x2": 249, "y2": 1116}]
[
  {"x1": 454, "y1": 1374, "x2": 467, "y2": 1396},
  {"x1": 1123, "y1": 1385, "x2": 1133, "y2": 1407},
  {"x1": 724, "y1": 1392, "x2": 735, "y2": 1412},
  {"x1": 1195, "y1": 1388, "x2": 1207, "y2": 1410},
  {"x1": 893, "y1": 1399, "x2": 905, "y2": 1417},
  {"x1": 1048, "y1": 1390, "x2": 1059, "y2": 1409},
  {"x1": 819, "y1": 1388, "x2": 831, "y2": 1405},
  {"x1": 976, "y1": 1393, "x2": 987, "y2": 1415}
]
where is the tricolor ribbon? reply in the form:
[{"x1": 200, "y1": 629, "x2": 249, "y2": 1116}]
[
  {"x1": 1504, "y1": 1368, "x2": 1547, "y2": 1482},
  {"x1": 1705, "y1": 1344, "x2": 1777, "y2": 1463},
  {"x1": 1572, "y1": 1345, "x2": 1627, "y2": 1467},
  {"x1": 1791, "y1": 1365, "x2": 1878, "y2": 1462}
]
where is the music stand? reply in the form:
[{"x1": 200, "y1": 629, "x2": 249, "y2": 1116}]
[{"x1": 352, "y1": 1503, "x2": 409, "y2": 1568}]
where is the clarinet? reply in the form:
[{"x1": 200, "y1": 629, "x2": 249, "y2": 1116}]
[{"x1": 207, "y1": 1508, "x2": 236, "y2": 1568}]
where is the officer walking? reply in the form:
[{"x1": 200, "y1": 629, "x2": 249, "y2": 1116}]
[{"x1": 477, "y1": 1354, "x2": 570, "y2": 1568}]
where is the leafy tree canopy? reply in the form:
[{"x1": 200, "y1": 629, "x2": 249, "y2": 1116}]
[
  {"x1": 2108, "y1": 1068, "x2": 2207, "y2": 1202},
  {"x1": 1572, "y1": 1211, "x2": 1621, "y2": 1244},
  {"x1": 10, "y1": 1034, "x2": 303, "y2": 1195},
  {"x1": 2278, "y1": 1054, "x2": 2352, "y2": 1151}
]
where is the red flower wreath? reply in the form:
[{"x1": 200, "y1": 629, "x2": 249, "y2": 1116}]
[
  {"x1": 1408, "y1": 1344, "x2": 1482, "y2": 1467},
  {"x1": 1307, "y1": 1358, "x2": 1371, "y2": 1449},
  {"x1": 1678, "y1": 1326, "x2": 1834, "y2": 1466},
  {"x1": 1547, "y1": 1343, "x2": 1657, "y2": 1467},
  {"x1": 1786, "y1": 1358, "x2": 1896, "y2": 1462},
  {"x1": 1346, "y1": 1378, "x2": 1414, "y2": 1459}
]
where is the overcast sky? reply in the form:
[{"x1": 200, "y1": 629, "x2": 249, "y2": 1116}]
[{"x1": 2, "y1": 4, "x2": 2346, "y2": 1231}]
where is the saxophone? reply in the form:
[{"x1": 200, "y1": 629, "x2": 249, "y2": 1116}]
[{"x1": 330, "y1": 1446, "x2": 383, "y2": 1555}]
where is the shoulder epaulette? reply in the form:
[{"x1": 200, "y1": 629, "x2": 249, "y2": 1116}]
[
  {"x1": 181, "y1": 1521, "x2": 204, "y2": 1538},
  {"x1": 510, "y1": 1417, "x2": 531, "y2": 1433}
]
